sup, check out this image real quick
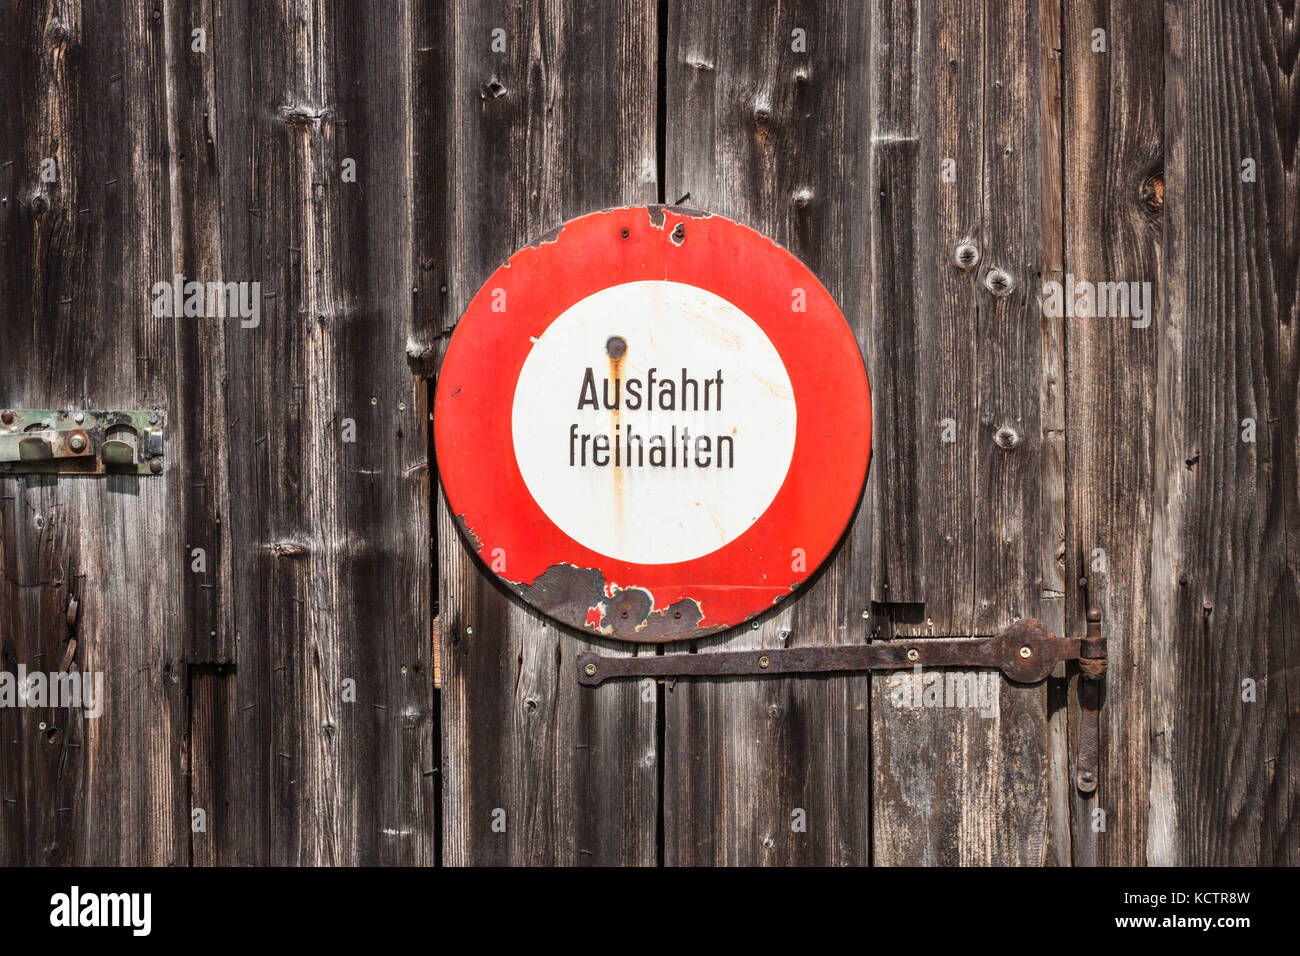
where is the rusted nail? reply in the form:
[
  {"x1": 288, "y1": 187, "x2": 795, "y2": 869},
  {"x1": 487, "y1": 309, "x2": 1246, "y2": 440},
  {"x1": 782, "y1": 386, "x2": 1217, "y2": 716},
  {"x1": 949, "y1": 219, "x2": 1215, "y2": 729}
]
[
  {"x1": 606, "y1": 335, "x2": 627, "y2": 359},
  {"x1": 584, "y1": 663, "x2": 597, "y2": 677},
  {"x1": 672, "y1": 222, "x2": 685, "y2": 242},
  {"x1": 619, "y1": 227, "x2": 630, "y2": 239},
  {"x1": 757, "y1": 655, "x2": 770, "y2": 669},
  {"x1": 1203, "y1": 600, "x2": 1213, "y2": 617},
  {"x1": 0, "y1": 410, "x2": 13, "y2": 425},
  {"x1": 984, "y1": 268, "x2": 1014, "y2": 296},
  {"x1": 1078, "y1": 576, "x2": 1088, "y2": 587},
  {"x1": 1087, "y1": 607, "x2": 1101, "y2": 623},
  {"x1": 954, "y1": 242, "x2": 979, "y2": 270},
  {"x1": 149, "y1": 459, "x2": 163, "y2": 474}
]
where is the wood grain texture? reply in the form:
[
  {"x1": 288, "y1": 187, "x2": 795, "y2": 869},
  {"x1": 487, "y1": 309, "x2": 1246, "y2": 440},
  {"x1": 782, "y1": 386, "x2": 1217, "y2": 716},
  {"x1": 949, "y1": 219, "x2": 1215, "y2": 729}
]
[
  {"x1": 0, "y1": 0, "x2": 189, "y2": 865},
  {"x1": 437, "y1": 0, "x2": 660, "y2": 866},
  {"x1": 1039, "y1": 0, "x2": 1070, "y2": 867},
  {"x1": 1062, "y1": 0, "x2": 1163, "y2": 866},
  {"x1": 184, "y1": 0, "x2": 435, "y2": 865},
  {"x1": 1150, "y1": 0, "x2": 1298, "y2": 866},
  {"x1": 1, "y1": 0, "x2": 1296, "y2": 870},
  {"x1": 662, "y1": 0, "x2": 873, "y2": 866},
  {"x1": 870, "y1": 0, "x2": 1052, "y2": 866}
]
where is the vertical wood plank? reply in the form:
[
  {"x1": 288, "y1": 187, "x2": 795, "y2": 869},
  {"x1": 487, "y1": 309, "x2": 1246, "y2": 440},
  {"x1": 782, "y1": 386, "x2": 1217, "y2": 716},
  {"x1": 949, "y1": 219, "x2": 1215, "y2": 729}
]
[
  {"x1": 662, "y1": 0, "x2": 873, "y2": 866},
  {"x1": 1150, "y1": 0, "x2": 1298, "y2": 865},
  {"x1": 188, "y1": 0, "x2": 435, "y2": 864},
  {"x1": 871, "y1": 0, "x2": 1050, "y2": 865},
  {"x1": 869, "y1": 0, "x2": 928, "y2": 607},
  {"x1": 0, "y1": 1, "x2": 189, "y2": 864},
  {"x1": 1039, "y1": 0, "x2": 1070, "y2": 866},
  {"x1": 438, "y1": 0, "x2": 659, "y2": 866},
  {"x1": 1062, "y1": 0, "x2": 1163, "y2": 866}
]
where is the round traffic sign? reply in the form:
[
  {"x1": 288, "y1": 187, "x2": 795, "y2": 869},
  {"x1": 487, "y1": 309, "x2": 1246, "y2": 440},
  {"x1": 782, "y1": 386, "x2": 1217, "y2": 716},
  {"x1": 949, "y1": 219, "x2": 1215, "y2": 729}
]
[{"x1": 435, "y1": 206, "x2": 870, "y2": 642}]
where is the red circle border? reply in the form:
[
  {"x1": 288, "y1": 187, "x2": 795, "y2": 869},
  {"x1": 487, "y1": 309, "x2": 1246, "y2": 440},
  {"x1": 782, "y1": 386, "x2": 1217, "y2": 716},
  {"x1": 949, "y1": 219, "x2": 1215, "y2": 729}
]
[{"x1": 434, "y1": 206, "x2": 871, "y2": 642}]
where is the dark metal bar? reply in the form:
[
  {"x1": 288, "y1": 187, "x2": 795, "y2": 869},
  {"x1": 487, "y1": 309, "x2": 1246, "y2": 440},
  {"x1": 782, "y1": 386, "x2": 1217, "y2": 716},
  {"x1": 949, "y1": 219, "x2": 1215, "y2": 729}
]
[{"x1": 578, "y1": 613, "x2": 1110, "y2": 794}]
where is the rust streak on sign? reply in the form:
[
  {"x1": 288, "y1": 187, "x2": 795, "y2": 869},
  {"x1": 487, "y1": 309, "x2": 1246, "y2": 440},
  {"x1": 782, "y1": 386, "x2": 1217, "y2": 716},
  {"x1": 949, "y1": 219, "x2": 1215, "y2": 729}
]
[{"x1": 434, "y1": 206, "x2": 871, "y2": 641}]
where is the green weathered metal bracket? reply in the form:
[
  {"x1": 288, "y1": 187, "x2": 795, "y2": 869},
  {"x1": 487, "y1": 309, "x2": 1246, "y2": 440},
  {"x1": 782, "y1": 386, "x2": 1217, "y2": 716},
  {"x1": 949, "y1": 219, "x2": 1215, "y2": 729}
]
[{"x1": 0, "y1": 409, "x2": 165, "y2": 476}]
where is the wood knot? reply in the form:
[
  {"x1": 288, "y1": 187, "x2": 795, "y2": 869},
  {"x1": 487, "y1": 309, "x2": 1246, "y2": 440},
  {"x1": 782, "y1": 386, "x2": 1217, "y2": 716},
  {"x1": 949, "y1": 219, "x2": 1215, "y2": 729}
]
[
  {"x1": 267, "y1": 540, "x2": 308, "y2": 558},
  {"x1": 994, "y1": 425, "x2": 1020, "y2": 449},
  {"x1": 46, "y1": 18, "x2": 71, "y2": 45},
  {"x1": 278, "y1": 103, "x2": 331, "y2": 127},
  {"x1": 984, "y1": 267, "x2": 1014, "y2": 296},
  {"x1": 954, "y1": 241, "x2": 980, "y2": 270},
  {"x1": 1141, "y1": 172, "x2": 1164, "y2": 209}
]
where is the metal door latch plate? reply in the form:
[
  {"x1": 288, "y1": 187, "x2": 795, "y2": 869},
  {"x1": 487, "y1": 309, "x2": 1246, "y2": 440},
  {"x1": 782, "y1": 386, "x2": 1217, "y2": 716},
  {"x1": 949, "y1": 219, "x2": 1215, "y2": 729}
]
[
  {"x1": 579, "y1": 611, "x2": 1109, "y2": 794},
  {"x1": 0, "y1": 409, "x2": 165, "y2": 476}
]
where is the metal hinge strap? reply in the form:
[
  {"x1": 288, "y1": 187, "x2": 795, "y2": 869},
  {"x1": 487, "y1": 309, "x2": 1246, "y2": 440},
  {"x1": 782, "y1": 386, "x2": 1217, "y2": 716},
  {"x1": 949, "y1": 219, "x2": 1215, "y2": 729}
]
[{"x1": 578, "y1": 611, "x2": 1108, "y2": 794}]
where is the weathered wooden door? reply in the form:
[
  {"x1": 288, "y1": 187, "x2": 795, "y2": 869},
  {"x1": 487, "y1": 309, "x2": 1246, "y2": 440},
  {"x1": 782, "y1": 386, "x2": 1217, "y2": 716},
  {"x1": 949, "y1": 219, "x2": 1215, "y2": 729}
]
[{"x1": 1, "y1": 0, "x2": 1294, "y2": 866}]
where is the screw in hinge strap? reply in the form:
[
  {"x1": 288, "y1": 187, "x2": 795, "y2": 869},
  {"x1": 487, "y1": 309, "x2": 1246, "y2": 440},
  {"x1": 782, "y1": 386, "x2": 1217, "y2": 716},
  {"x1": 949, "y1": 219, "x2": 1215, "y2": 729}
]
[
  {"x1": 1019, "y1": 645, "x2": 1032, "y2": 659},
  {"x1": 584, "y1": 663, "x2": 597, "y2": 677},
  {"x1": 757, "y1": 655, "x2": 770, "y2": 669},
  {"x1": 906, "y1": 648, "x2": 919, "y2": 662},
  {"x1": 69, "y1": 435, "x2": 86, "y2": 452}
]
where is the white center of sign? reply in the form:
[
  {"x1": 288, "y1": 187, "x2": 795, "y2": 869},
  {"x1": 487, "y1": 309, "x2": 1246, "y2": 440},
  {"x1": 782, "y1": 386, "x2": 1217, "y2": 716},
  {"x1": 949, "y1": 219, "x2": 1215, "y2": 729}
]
[{"x1": 512, "y1": 279, "x2": 797, "y2": 565}]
